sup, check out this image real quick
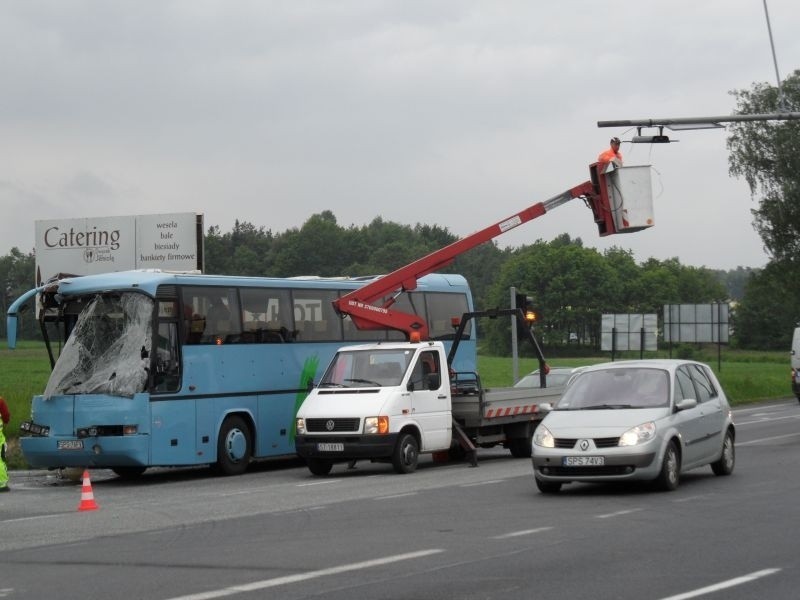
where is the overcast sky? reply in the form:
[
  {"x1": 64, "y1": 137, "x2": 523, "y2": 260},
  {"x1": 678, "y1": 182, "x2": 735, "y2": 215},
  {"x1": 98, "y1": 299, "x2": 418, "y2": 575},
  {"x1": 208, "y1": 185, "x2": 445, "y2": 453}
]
[{"x1": 2, "y1": 1, "x2": 798, "y2": 271}]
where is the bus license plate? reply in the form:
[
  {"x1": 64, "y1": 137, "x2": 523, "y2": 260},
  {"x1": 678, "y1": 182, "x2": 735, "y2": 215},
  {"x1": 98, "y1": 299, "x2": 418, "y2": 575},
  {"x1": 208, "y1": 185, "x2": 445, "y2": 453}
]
[
  {"x1": 57, "y1": 440, "x2": 84, "y2": 450},
  {"x1": 563, "y1": 456, "x2": 604, "y2": 466},
  {"x1": 317, "y1": 443, "x2": 344, "y2": 452}
]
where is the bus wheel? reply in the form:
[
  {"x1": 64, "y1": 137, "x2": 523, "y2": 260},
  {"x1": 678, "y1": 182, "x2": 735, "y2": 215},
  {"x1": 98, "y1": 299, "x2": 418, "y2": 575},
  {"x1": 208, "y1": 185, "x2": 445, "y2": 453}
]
[
  {"x1": 112, "y1": 466, "x2": 147, "y2": 480},
  {"x1": 306, "y1": 458, "x2": 333, "y2": 476},
  {"x1": 392, "y1": 433, "x2": 419, "y2": 474},
  {"x1": 216, "y1": 415, "x2": 252, "y2": 476}
]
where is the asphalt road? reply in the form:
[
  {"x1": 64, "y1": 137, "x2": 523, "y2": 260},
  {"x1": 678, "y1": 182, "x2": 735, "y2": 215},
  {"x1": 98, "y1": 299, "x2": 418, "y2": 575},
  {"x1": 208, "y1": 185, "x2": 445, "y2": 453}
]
[{"x1": 1, "y1": 399, "x2": 799, "y2": 600}]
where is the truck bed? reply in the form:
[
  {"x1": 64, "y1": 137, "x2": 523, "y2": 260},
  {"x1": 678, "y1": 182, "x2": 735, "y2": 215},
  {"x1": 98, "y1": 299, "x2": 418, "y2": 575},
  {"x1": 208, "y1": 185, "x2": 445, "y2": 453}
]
[{"x1": 451, "y1": 385, "x2": 564, "y2": 428}]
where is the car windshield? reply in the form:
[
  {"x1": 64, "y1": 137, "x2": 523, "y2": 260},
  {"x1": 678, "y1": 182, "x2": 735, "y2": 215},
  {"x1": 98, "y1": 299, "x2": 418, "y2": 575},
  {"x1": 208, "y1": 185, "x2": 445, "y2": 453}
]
[
  {"x1": 319, "y1": 348, "x2": 414, "y2": 388},
  {"x1": 515, "y1": 370, "x2": 573, "y2": 388},
  {"x1": 556, "y1": 367, "x2": 669, "y2": 410}
]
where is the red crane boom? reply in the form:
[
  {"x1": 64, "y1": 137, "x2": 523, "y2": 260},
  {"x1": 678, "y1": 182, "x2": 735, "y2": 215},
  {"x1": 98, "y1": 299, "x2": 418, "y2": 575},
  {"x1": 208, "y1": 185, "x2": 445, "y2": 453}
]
[{"x1": 334, "y1": 163, "x2": 635, "y2": 340}]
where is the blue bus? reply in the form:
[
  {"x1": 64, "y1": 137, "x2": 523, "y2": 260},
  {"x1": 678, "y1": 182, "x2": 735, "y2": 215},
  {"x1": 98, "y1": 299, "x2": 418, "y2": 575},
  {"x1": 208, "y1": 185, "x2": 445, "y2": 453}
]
[{"x1": 7, "y1": 270, "x2": 474, "y2": 477}]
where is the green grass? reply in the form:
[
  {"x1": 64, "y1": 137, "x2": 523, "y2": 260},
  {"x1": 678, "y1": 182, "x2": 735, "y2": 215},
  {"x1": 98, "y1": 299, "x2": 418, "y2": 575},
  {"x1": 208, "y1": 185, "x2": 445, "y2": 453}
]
[
  {"x1": 0, "y1": 341, "x2": 792, "y2": 470},
  {"x1": 0, "y1": 341, "x2": 52, "y2": 469},
  {"x1": 479, "y1": 349, "x2": 792, "y2": 406}
]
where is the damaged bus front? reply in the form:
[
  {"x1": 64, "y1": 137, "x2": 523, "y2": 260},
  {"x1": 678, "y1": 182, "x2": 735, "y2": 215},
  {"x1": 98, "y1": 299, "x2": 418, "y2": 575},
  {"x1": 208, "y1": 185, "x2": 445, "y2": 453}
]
[{"x1": 13, "y1": 273, "x2": 175, "y2": 478}]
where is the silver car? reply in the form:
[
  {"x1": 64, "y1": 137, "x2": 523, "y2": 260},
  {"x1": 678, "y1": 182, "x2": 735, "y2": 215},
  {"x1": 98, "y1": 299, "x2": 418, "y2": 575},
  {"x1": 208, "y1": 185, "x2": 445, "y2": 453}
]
[
  {"x1": 514, "y1": 366, "x2": 585, "y2": 388},
  {"x1": 531, "y1": 359, "x2": 735, "y2": 493}
]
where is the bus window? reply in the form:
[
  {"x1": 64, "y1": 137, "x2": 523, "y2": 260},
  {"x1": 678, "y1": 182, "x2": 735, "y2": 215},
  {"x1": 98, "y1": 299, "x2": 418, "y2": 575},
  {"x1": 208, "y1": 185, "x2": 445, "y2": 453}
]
[
  {"x1": 292, "y1": 289, "x2": 342, "y2": 341},
  {"x1": 427, "y1": 292, "x2": 470, "y2": 340},
  {"x1": 240, "y1": 288, "x2": 293, "y2": 343},
  {"x1": 181, "y1": 287, "x2": 242, "y2": 345}
]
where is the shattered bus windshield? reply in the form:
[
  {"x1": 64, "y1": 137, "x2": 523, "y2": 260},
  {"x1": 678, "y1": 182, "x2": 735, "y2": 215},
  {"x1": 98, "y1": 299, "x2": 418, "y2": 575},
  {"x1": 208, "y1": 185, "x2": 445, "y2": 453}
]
[{"x1": 44, "y1": 293, "x2": 154, "y2": 399}]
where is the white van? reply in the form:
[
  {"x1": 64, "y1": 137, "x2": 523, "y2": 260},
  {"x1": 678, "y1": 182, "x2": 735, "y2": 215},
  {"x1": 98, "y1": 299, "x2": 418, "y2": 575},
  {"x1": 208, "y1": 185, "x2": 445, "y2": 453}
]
[{"x1": 791, "y1": 327, "x2": 800, "y2": 401}]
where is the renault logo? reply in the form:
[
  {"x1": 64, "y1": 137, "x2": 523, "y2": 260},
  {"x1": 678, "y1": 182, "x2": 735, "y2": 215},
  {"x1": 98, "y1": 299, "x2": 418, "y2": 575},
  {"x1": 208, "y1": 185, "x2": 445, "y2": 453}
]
[
  {"x1": 579, "y1": 439, "x2": 590, "y2": 451},
  {"x1": 325, "y1": 419, "x2": 335, "y2": 431}
]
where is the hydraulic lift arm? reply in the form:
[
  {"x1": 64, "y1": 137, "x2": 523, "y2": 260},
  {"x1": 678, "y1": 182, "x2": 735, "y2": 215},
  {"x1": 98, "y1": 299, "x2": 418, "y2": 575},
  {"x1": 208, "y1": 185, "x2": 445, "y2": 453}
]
[{"x1": 334, "y1": 169, "x2": 610, "y2": 340}]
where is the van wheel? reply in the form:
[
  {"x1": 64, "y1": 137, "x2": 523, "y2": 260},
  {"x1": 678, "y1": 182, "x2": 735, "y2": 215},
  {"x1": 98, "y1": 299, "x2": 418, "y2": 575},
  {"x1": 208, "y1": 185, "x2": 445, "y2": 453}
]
[
  {"x1": 655, "y1": 441, "x2": 680, "y2": 491},
  {"x1": 509, "y1": 435, "x2": 533, "y2": 458},
  {"x1": 306, "y1": 458, "x2": 333, "y2": 476},
  {"x1": 215, "y1": 415, "x2": 252, "y2": 476},
  {"x1": 392, "y1": 433, "x2": 419, "y2": 474}
]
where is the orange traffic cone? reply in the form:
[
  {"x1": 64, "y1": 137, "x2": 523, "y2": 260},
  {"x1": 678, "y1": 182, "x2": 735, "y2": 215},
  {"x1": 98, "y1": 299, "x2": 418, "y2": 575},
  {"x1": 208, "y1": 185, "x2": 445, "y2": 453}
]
[{"x1": 77, "y1": 469, "x2": 99, "y2": 511}]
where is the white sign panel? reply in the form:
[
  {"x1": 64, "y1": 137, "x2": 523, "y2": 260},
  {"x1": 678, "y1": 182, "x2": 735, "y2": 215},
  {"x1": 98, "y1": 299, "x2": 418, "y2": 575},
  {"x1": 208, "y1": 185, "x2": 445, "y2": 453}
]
[
  {"x1": 35, "y1": 213, "x2": 202, "y2": 285},
  {"x1": 601, "y1": 313, "x2": 658, "y2": 352}
]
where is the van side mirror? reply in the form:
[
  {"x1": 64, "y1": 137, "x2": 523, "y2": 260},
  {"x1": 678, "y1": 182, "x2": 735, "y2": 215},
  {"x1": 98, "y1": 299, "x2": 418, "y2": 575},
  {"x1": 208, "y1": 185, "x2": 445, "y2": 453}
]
[{"x1": 427, "y1": 373, "x2": 441, "y2": 390}]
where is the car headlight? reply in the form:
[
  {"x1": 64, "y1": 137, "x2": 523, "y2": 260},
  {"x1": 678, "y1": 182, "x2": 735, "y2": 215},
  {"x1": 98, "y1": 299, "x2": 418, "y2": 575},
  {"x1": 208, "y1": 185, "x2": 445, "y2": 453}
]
[
  {"x1": 619, "y1": 421, "x2": 656, "y2": 446},
  {"x1": 533, "y1": 425, "x2": 555, "y2": 448},
  {"x1": 296, "y1": 418, "x2": 306, "y2": 435}
]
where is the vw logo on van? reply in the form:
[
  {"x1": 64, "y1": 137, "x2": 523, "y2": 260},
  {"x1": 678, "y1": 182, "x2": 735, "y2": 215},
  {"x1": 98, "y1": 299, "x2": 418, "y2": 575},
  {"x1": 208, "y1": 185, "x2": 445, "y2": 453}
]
[{"x1": 326, "y1": 419, "x2": 335, "y2": 431}]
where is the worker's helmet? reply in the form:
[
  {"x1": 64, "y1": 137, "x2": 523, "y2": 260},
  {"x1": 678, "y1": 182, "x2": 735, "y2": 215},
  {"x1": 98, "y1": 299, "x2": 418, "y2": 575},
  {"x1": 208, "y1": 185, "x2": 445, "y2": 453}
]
[{"x1": 610, "y1": 137, "x2": 621, "y2": 145}]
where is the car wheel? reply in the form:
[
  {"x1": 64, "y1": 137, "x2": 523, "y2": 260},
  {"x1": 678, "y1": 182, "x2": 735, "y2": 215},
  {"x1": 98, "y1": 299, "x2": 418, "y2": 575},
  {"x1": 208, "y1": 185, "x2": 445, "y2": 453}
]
[
  {"x1": 655, "y1": 441, "x2": 680, "y2": 491},
  {"x1": 392, "y1": 433, "x2": 419, "y2": 474},
  {"x1": 711, "y1": 429, "x2": 735, "y2": 476},
  {"x1": 307, "y1": 458, "x2": 333, "y2": 476},
  {"x1": 215, "y1": 415, "x2": 252, "y2": 476},
  {"x1": 535, "y1": 478, "x2": 562, "y2": 494}
]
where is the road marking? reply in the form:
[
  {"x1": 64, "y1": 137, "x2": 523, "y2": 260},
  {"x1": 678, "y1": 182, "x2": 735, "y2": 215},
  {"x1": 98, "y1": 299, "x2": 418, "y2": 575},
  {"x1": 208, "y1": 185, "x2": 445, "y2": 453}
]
[
  {"x1": 460, "y1": 479, "x2": 505, "y2": 487},
  {"x1": 596, "y1": 508, "x2": 643, "y2": 519},
  {"x1": 163, "y1": 549, "x2": 444, "y2": 600},
  {"x1": 656, "y1": 568, "x2": 781, "y2": 600},
  {"x1": 374, "y1": 492, "x2": 418, "y2": 500},
  {"x1": 296, "y1": 480, "x2": 341, "y2": 487},
  {"x1": 2, "y1": 513, "x2": 64, "y2": 524},
  {"x1": 738, "y1": 432, "x2": 800, "y2": 446},
  {"x1": 492, "y1": 526, "x2": 553, "y2": 539},
  {"x1": 737, "y1": 414, "x2": 800, "y2": 426}
]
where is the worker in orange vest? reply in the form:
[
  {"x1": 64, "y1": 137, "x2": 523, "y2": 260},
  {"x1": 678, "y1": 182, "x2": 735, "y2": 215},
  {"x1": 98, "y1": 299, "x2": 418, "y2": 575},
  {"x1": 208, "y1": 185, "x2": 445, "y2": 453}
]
[
  {"x1": 598, "y1": 137, "x2": 623, "y2": 169},
  {"x1": 0, "y1": 396, "x2": 10, "y2": 491}
]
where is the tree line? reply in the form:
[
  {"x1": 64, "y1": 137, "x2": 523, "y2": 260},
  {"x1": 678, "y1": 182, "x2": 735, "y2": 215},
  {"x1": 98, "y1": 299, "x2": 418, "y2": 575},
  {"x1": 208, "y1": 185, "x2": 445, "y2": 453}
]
[{"x1": 0, "y1": 213, "x2": 754, "y2": 353}]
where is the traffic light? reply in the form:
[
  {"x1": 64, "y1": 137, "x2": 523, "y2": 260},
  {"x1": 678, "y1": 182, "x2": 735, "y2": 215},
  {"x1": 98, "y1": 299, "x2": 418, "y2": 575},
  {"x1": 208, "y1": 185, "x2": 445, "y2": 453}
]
[{"x1": 515, "y1": 292, "x2": 539, "y2": 335}]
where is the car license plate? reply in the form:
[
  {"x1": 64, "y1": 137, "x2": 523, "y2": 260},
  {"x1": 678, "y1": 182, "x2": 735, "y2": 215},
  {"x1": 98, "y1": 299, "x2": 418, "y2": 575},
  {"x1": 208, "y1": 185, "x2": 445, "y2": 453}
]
[
  {"x1": 57, "y1": 440, "x2": 84, "y2": 450},
  {"x1": 317, "y1": 443, "x2": 344, "y2": 452},
  {"x1": 563, "y1": 456, "x2": 604, "y2": 466}
]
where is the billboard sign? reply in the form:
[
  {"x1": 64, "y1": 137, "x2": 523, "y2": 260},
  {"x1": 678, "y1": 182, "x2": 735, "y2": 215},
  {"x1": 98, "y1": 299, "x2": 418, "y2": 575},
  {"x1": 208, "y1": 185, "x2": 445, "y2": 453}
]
[
  {"x1": 35, "y1": 213, "x2": 203, "y2": 285},
  {"x1": 663, "y1": 303, "x2": 729, "y2": 343},
  {"x1": 601, "y1": 313, "x2": 658, "y2": 352}
]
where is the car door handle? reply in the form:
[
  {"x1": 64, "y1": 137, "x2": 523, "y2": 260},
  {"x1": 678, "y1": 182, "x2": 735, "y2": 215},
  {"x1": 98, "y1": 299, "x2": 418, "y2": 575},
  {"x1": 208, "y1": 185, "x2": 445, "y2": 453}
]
[{"x1": 438, "y1": 395, "x2": 447, "y2": 399}]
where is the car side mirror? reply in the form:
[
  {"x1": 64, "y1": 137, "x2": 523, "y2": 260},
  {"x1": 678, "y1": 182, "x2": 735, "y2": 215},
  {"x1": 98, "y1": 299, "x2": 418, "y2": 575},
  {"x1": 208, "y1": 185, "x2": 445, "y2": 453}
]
[
  {"x1": 539, "y1": 402, "x2": 554, "y2": 413},
  {"x1": 674, "y1": 398, "x2": 697, "y2": 411}
]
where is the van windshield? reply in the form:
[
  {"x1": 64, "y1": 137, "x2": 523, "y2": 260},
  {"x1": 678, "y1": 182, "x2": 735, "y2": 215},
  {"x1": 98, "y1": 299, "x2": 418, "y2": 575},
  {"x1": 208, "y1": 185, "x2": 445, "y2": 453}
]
[
  {"x1": 44, "y1": 293, "x2": 154, "y2": 399},
  {"x1": 320, "y1": 349, "x2": 413, "y2": 388}
]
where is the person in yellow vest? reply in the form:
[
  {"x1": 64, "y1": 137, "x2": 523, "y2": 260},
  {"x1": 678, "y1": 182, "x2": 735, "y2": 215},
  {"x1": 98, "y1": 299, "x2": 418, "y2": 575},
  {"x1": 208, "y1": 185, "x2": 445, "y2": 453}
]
[{"x1": 0, "y1": 396, "x2": 10, "y2": 492}]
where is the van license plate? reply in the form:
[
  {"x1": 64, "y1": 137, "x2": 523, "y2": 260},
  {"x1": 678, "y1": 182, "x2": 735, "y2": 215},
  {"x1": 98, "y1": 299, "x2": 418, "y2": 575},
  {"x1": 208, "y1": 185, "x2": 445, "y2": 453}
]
[
  {"x1": 317, "y1": 443, "x2": 344, "y2": 452},
  {"x1": 563, "y1": 456, "x2": 604, "y2": 466},
  {"x1": 57, "y1": 440, "x2": 84, "y2": 450}
]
